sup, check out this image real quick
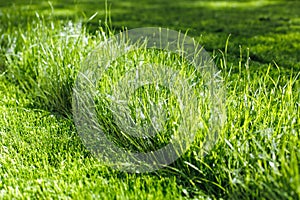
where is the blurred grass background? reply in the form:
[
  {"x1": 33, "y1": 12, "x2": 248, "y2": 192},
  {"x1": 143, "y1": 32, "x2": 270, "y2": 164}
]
[{"x1": 1, "y1": 0, "x2": 300, "y2": 71}]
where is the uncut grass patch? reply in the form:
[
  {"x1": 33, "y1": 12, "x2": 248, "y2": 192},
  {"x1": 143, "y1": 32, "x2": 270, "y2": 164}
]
[
  {"x1": 73, "y1": 40, "x2": 223, "y2": 172},
  {"x1": 2, "y1": 14, "x2": 106, "y2": 115}
]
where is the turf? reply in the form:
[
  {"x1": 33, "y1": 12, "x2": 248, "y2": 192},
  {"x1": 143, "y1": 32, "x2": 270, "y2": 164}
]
[{"x1": 0, "y1": 0, "x2": 299, "y2": 199}]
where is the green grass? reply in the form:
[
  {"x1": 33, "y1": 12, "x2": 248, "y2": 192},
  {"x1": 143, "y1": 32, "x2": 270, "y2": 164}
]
[
  {"x1": 0, "y1": 0, "x2": 299, "y2": 199},
  {"x1": 1, "y1": 0, "x2": 299, "y2": 70}
]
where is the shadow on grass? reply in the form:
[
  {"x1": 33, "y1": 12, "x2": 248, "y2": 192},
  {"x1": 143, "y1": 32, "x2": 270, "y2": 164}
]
[{"x1": 1, "y1": 0, "x2": 299, "y2": 70}]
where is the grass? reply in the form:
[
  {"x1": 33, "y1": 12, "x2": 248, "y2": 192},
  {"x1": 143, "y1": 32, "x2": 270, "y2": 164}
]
[
  {"x1": 0, "y1": 0, "x2": 299, "y2": 199},
  {"x1": 1, "y1": 0, "x2": 299, "y2": 70}
]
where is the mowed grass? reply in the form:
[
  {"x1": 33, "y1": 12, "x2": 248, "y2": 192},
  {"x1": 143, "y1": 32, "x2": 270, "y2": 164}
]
[{"x1": 0, "y1": 0, "x2": 300, "y2": 199}]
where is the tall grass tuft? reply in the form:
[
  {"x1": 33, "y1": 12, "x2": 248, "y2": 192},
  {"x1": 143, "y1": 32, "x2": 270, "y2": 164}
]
[{"x1": 2, "y1": 13, "x2": 106, "y2": 116}]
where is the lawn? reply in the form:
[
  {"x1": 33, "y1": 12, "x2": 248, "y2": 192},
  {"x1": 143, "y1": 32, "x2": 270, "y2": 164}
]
[{"x1": 0, "y1": 0, "x2": 299, "y2": 199}]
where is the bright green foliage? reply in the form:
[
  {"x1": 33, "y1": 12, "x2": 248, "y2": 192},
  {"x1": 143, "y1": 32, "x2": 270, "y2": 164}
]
[{"x1": 0, "y1": 1, "x2": 299, "y2": 199}]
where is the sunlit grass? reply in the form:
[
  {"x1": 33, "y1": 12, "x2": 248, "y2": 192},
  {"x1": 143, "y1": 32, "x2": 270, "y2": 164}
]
[
  {"x1": 0, "y1": 3, "x2": 299, "y2": 200},
  {"x1": 177, "y1": 0, "x2": 280, "y2": 9}
]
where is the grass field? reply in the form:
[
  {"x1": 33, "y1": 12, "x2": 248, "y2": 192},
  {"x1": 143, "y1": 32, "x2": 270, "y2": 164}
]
[{"x1": 0, "y1": 0, "x2": 299, "y2": 199}]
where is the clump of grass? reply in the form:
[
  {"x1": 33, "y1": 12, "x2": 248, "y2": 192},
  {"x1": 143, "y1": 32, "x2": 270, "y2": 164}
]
[
  {"x1": 95, "y1": 49, "x2": 215, "y2": 149},
  {"x1": 72, "y1": 29, "x2": 224, "y2": 173},
  {"x1": 2, "y1": 12, "x2": 105, "y2": 115}
]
